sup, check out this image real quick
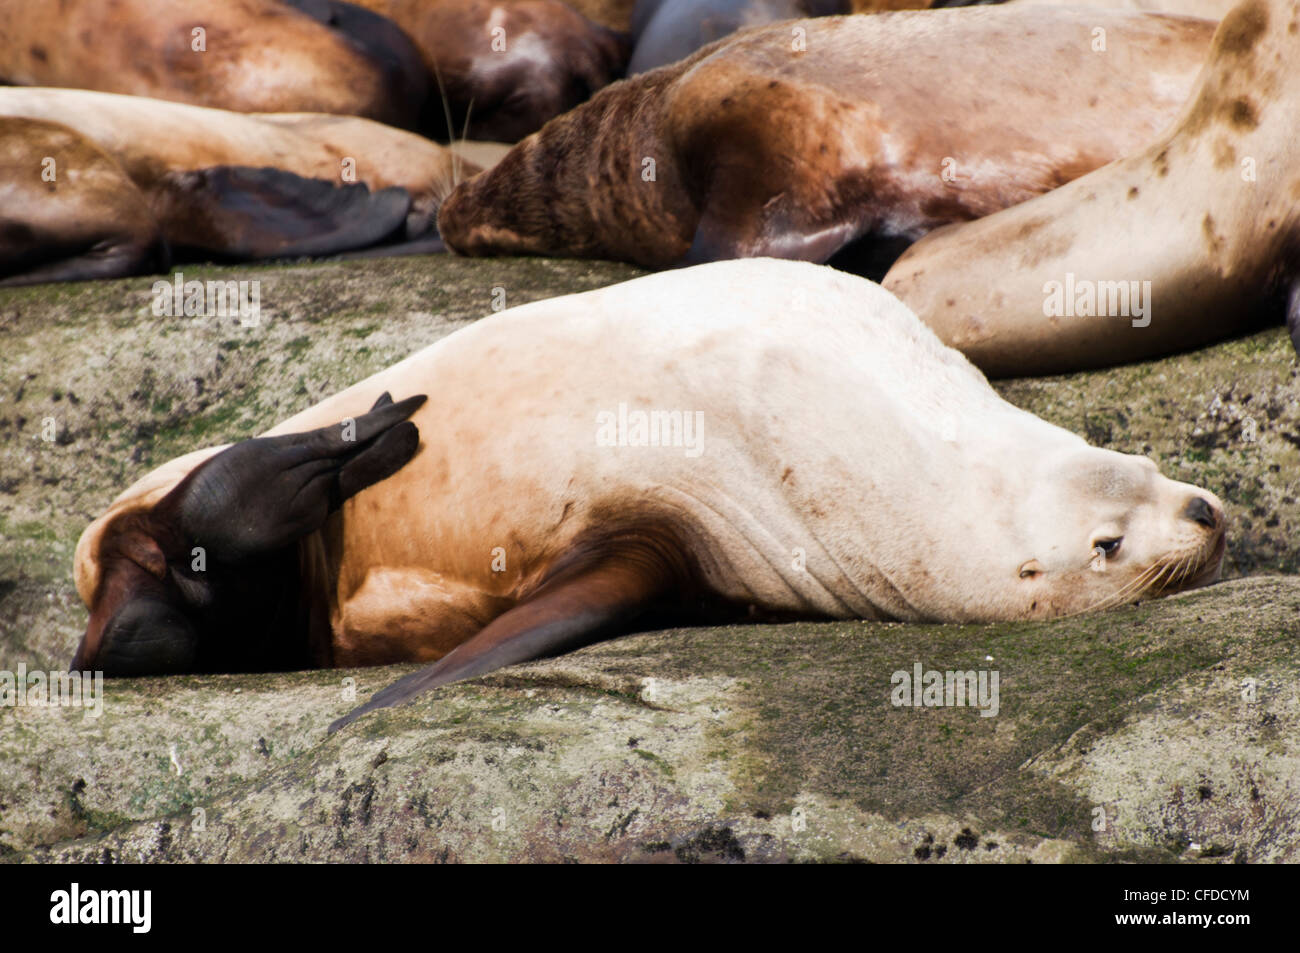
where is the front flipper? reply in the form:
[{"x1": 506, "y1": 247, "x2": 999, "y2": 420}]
[
  {"x1": 153, "y1": 166, "x2": 412, "y2": 262},
  {"x1": 328, "y1": 541, "x2": 686, "y2": 733},
  {"x1": 159, "y1": 391, "x2": 427, "y2": 564},
  {"x1": 680, "y1": 199, "x2": 862, "y2": 268}
]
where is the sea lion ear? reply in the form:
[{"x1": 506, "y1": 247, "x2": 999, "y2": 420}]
[
  {"x1": 160, "y1": 394, "x2": 427, "y2": 563},
  {"x1": 1018, "y1": 559, "x2": 1045, "y2": 579}
]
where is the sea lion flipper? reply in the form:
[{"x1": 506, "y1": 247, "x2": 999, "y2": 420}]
[
  {"x1": 328, "y1": 552, "x2": 675, "y2": 732},
  {"x1": 156, "y1": 166, "x2": 412, "y2": 261},
  {"x1": 163, "y1": 394, "x2": 427, "y2": 562},
  {"x1": 681, "y1": 200, "x2": 861, "y2": 268}
]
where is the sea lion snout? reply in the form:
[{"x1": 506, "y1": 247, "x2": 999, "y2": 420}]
[{"x1": 1182, "y1": 495, "x2": 1223, "y2": 531}]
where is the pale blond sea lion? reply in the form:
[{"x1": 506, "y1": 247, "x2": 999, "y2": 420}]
[
  {"x1": 66, "y1": 259, "x2": 1227, "y2": 729},
  {"x1": 438, "y1": 8, "x2": 1216, "y2": 275},
  {"x1": 883, "y1": 0, "x2": 1300, "y2": 376}
]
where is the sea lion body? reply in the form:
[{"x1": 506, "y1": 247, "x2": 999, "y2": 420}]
[
  {"x1": 0, "y1": 118, "x2": 164, "y2": 285},
  {"x1": 0, "y1": 0, "x2": 428, "y2": 128},
  {"x1": 628, "y1": 0, "x2": 848, "y2": 74},
  {"x1": 439, "y1": 9, "x2": 1216, "y2": 274},
  {"x1": 350, "y1": 0, "x2": 631, "y2": 141},
  {"x1": 0, "y1": 88, "x2": 477, "y2": 279},
  {"x1": 883, "y1": 0, "x2": 1300, "y2": 375},
  {"x1": 71, "y1": 260, "x2": 1227, "y2": 724}
]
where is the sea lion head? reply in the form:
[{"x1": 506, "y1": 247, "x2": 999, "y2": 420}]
[
  {"x1": 1011, "y1": 446, "x2": 1226, "y2": 618},
  {"x1": 70, "y1": 394, "x2": 426, "y2": 676}
]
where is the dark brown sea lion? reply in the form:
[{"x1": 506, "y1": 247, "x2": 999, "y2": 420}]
[
  {"x1": 0, "y1": 118, "x2": 165, "y2": 286},
  {"x1": 0, "y1": 0, "x2": 428, "y2": 128},
  {"x1": 0, "y1": 88, "x2": 479, "y2": 282},
  {"x1": 438, "y1": 8, "x2": 1216, "y2": 276},
  {"x1": 68, "y1": 260, "x2": 1226, "y2": 731},
  {"x1": 350, "y1": 0, "x2": 631, "y2": 141},
  {"x1": 882, "y1": 0, "x2": 1300, "y2": 375}
]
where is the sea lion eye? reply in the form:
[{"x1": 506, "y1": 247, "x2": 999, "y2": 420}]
[{"x1": 1093, "y1": 537, "x2": 1123, "y2": 558}]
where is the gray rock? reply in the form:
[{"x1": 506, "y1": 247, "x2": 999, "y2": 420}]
[{"x1": 1, "y1": 255, "x2": 1297, "y2": 862}]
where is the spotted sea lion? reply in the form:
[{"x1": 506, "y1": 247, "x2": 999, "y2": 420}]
[
  {"x1": 882, "y1": 0, "x2": 1300, "y2": 376},
  {"x1": 0, "y1": 118, "x2": 165, "y2": 285},
  {"x1": 0, "y1": 0, "x2": 428, "y2": 129},
  {"x1": 349, "y1": 0, "x2": 631, "y2": 141},
  {"x1": 68, "y1": 259, "x2": 1228, "y2": 730},
  {"x1": 0, "y1": 87, "x2": 480, "y2": 281},
  {"x1": 438, "y1": 8, "x2": 1216, "y2": 276}
]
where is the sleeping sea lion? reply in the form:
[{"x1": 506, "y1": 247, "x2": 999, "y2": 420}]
[
  {"x1": 437, "y1": 8, "x2": 1216, "y2": 277},
  {"x1": 0, "y1": 0, "x2": 428, "y2": 129},
  {"x1": 882, "y1": 0, "x2": 1300, "y2": 375},
  {"x1": 349, "y1": 0, "x2": 631, "y2": 141},
  {"x1": 66, "y1": 259, "x2": 1228, "y2": 730},
  {"x1": 0, "y1": 87, "x2": 480, "y2": 281},
  {"x1": 0, "y1": 118, "x2": 165, "y2": 285}
]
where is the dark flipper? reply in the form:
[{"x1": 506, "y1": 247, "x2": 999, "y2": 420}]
[
  {"x1": 680, "y1": 194, "x2": 863, "y2": 268},
  {"x1": 0, "y1": 234, "x2": 168, "y2": 286},
  {"x1": 159, "y1": 392, "x2": 427, "y2": 564},
  {"x1": 328, "y1": 541, "x2": 687, "y2": 733},
  {"x1": 154, "y1": 166, "x2": 412, "y2": 262}
]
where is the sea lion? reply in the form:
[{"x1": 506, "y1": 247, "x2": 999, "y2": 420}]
[
  {"x1": 349, "y1": 0, "x2": 631, "y2": 141},
  {"x1": 0, "y1": 0, "x2": 428, "y2": 129},
  {"x1": 438, "y1": 8, "x2": 1216, "y2": 276},
  {"x1": 67, "y1": 259, "x2": 1228, "y2": 731},
  {"x1": 626, "y1": 0, "x2": 982, "y2": 75},
  {"x1": 628, "y1": 0, "x2": 848, "y2": 74},
  {"x1": 1012, "y1": 0, "x2": 1236, "y2": 19},
  {"x1": 882, "y1": 0, "x2": 1300, "y2": 376},
  {"x1": 0, "y1": 87, "x2": 479, "y2": 280},
  {"x1": 0, "y1": 118, "x2": 166, "y2": 285}
]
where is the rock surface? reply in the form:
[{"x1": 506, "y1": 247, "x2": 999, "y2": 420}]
[{"x1": 1, "y1": 255, "x2": 1297, "y2": 862}]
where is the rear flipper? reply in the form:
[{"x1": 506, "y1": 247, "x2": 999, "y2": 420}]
[
  {"x1": 152, "y1": 165, "x2": 412, "y2": 262},
  {"x1": 328, "y1": 538, "x2": 688, "y2": 732}
]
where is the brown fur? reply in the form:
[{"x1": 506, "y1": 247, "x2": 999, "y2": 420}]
[
  {"x1": 0, "y1": 0, "x2": 424, "y2": 128},
  {"x1": 439, "y1": 8, "x2": 1216, "y2": 270},
  {"x1": 0, "y1": 118, "x2": 164, "y2": 285},
  {"x1": 882, "y1": 0, "x2": 1300, "y2": 376},
  {"x1": 351, "y1": 0, "x2": 630, "y2": 141}
]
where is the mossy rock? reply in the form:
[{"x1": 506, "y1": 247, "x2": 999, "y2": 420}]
[{"x1": 1, "y1": 255, "x2": 1296, "y2": 862}]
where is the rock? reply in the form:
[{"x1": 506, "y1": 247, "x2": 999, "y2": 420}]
[{"x1": 1, "y1": 255, "x2": 1297, "y2": 862}]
